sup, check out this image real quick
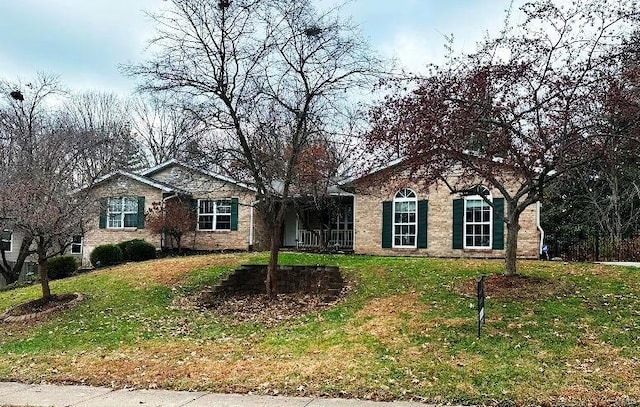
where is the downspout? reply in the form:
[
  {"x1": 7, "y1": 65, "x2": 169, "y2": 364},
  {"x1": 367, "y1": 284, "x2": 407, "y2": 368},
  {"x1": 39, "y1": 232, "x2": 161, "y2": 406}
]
[
  {"x1": 536, "y1": 201, "x2": 544, "y2": 257},
  {"x1": 249, "y1": 201, "x2": 255, "y2": 250}
]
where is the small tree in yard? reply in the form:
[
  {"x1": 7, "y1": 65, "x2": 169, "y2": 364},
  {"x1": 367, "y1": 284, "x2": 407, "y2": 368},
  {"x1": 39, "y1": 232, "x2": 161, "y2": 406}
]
[
  {"x1": 128, "y1": 0, "x2": 383, "y2": 297},
  {"x1": 145, "y1": 198, "x2": 196, "y2": 254},
  {"x1": 367, "y1": 0, "x2": 640, "y2": 276}
]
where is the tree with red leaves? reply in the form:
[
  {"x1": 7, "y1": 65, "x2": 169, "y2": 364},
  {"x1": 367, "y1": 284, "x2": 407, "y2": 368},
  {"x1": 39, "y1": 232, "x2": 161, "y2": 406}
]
[
  {"x1": 368, "y1": 0, "x2": 640, "y2": 276},
  {"x1": 145, "y1": 198, "x2": 196, "y2": 254}
]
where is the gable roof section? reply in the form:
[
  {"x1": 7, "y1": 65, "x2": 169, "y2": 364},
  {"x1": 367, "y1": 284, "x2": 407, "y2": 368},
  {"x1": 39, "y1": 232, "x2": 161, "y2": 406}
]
[
  {"x1": 339, "y1": 157, "x2": 405, "y2": 187},
  {"x1": 88, "y1": 170, "x2": 189, "y2": 194},
  {"x1": 141, "y1": 159, "x2": 257, "y2": 192}
]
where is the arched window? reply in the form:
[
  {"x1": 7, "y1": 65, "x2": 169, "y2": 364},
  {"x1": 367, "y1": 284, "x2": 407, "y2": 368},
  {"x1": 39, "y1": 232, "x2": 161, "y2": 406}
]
[
  {"x1": 393, "y1": 188, "x2": 417, "y2": 248},
  {"x1": 464, "y1": 186, "x2": 492, "y2": 248}
]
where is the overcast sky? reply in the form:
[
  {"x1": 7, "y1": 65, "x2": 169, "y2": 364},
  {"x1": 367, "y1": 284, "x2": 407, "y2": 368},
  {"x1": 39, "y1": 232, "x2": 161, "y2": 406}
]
[{"x1": 0, "y1": 0, "x2": 520, "y2": 95}]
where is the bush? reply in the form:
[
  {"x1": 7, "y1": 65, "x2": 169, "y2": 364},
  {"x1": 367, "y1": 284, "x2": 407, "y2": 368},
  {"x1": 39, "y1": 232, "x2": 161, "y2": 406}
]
[
  {"x1": 46, "y1": 256, "x2": 78, "y2": 280},
  {"x1": 90, "y1": 244, "x2": 124, "y2": 267},
  {"x1": 117, "y1": 239, "x2": 157, "y2": 262}
]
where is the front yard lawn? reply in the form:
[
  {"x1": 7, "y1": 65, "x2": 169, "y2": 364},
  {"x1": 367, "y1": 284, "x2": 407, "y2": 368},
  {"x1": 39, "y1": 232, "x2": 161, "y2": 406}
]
[{"x1": 0, "y1": 253, "x2": 639, "y2": 406}]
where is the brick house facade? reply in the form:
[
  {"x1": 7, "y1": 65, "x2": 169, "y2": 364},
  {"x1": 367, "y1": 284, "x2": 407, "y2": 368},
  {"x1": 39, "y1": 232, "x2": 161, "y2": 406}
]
[
  {"x1": 346, "y1": 164, "x2": 541, "y2": 259},
  {"x1": 82, "y1": 160, "x2": 267, "y2": 266},
  {"x1": 80, "y1": 159, "x2": 541, "y2": 265}
]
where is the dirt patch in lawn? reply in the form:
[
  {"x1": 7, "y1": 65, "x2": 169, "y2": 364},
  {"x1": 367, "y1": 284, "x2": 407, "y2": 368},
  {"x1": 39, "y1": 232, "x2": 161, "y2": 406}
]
[{"x1": 453, "y1": 274, "x2": 573, "y2": 300}]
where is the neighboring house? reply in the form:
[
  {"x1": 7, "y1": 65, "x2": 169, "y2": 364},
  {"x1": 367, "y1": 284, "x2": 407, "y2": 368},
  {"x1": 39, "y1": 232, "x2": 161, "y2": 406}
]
[
  {"x1": 0, "y1": 230, "x2": 82, "y2": 287},
  {"x1": 82, "y1": 160, "x2": 265, "y2": 266},
  {"x1": 282, "y1": 161, "x2": 542, "y2": 259}
]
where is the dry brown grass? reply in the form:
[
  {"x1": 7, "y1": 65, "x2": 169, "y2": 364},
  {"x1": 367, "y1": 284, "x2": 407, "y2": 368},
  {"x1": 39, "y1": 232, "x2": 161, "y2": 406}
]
[{"x1": 102, "y1": 253, "x2": 246, "y2": 288}]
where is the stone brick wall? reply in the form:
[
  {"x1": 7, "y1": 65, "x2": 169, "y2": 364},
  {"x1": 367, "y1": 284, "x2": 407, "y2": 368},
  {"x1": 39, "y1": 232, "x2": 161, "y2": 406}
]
[
  {"x1": 203, "y1": 264, "x2": 343, "y2": 301},
  {"x1": 352, "y1": 169, "x2": 541, "y2": 259}
]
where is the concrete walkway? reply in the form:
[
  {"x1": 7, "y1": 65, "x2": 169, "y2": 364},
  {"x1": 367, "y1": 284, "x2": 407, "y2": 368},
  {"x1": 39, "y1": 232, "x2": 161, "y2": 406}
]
[
  {"x1": 0, "y1": 382, "x2": 434, "y2": 407},
  {"x1": 598, "y1": 261, "x2": 640, "y2": 267}
]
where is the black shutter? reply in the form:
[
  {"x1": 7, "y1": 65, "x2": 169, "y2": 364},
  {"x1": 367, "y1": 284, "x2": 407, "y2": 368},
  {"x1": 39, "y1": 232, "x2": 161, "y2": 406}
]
[
  {"x1": 137, "y1": 197, "x2": 145, "y2": 229},
  {"x1": 382, "y1": 201, "x2": 392, "y2": 248},
  {"x1": 230, "y1": 198, "x2": 239, "y2": 231},
  {"x1": 492, "y1": 198, "x2": 505, "y2": 250},
  {"x1": 417, "y1": 200, "x2": 428, "y2": 249},
  {"x1": 99, "y1": 198, "x2": 107, "y2": 229},
  {"x1": 452, "y1": 199, "x2": 463, "y2": 249}
]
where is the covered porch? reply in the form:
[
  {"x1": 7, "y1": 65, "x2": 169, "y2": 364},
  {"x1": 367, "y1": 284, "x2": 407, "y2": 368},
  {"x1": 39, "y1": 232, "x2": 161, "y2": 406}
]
[{"x1": 282, "y1": 195, "x2": 354, "y2": 251}]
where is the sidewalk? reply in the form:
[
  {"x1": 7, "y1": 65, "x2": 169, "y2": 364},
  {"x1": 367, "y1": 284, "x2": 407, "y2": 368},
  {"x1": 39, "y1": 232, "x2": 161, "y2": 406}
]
[{"x1": 0, "y1": 382, "x2": 433, "y2": 407}]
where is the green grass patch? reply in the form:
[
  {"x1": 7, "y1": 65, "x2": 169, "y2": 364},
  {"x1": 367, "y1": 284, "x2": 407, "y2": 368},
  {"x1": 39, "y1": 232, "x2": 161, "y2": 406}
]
[{"x1": 1, "y1": 253, "x2": 639, "y2": 406}]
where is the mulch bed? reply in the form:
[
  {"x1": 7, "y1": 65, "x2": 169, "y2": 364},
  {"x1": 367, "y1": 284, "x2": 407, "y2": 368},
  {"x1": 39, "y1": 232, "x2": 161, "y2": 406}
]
[
  {"x1": 1, "y1": 293, "x2": 83, "y2": 323},
  {"x1": 454, "y1": 274, "x2": 573, "y2": 300},
  {"x1": 203, "y1": 293, "x2": 340, "y2": 326}
]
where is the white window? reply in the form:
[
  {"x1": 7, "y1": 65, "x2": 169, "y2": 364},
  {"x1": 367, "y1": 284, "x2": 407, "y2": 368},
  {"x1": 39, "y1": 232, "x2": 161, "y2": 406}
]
[
  {"x1": 464, "y1": 187, "x2": 492, "y2": 249},
  {"x1": 198, "y1": 199, "x2": 231, "y2": 231},
  {"x1": 107, "y1": 197, "x2": 139, "y2": 229},
  {"x1": 1, "y1": 230, "x2": 12, "y2": 252},
  {"x1": 70, "y1": 235, "x2": 83, "y2": 254},
  {"x1": 393, "y1": 188, "x2": 417, "y2": 248}
]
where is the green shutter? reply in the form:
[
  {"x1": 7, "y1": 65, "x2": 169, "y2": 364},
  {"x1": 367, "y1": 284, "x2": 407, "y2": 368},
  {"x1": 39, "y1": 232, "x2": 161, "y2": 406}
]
[
  {"x1": 492, "y1": 198, "x2": 505, "y2": 250},
  {"x1": 452, "y1": 199, "x2": 464, "y2": 249},
  {"x1": 417, "y1": 200, "x2": 428, "y2": 249},
  {"x1": 137, "y1": 197, "x2": 145, "y2": 229},
  {"x1": 99, "y1": 198, "x2": 107, "y2": 229},
  {"x1": 382, "y1": 201, "x2": 392, "y2": 248},
  {"x1": 230, "y1": 198, "x2": 239, "y2": 231}
]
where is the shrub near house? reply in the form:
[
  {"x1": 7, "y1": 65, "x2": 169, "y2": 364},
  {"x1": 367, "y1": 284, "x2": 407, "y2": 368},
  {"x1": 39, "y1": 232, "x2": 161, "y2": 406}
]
[{"x1": 90, "y1": 244, "x2": 123, "y2": 267}]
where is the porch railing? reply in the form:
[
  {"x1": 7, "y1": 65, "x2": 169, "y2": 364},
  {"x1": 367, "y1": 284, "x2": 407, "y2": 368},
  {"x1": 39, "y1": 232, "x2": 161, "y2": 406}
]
[{"x1": 297, "y1": 229, "x2": 353, "y2": 249}]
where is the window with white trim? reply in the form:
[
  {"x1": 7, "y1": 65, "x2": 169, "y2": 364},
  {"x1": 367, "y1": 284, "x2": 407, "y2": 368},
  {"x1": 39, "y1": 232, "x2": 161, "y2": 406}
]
[
  {"x1": 393, "y1": 188, "x2": 417, "y2": 248},
  {"x1": 1, "y1": 230, "x2": 12, "y2": 252},
  {"x1": 198, "y1": 199, "x2": 231, "y2": 231},
  {"x1": 107, "y1": 197, "x2": 139, "y2": 228},
  {"x1": 464, "y1": 187, "x2": 492, "y2": 248},
  {"x1": 70, "y1": 235, "x2": 83, "y2": 254}
]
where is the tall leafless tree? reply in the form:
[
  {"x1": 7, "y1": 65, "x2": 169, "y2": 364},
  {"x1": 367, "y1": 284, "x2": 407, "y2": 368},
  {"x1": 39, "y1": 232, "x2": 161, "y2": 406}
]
[
  {"x1": 60, "y1": 91, "x2": 145, "y2": 184},
  {"x1": 130, "y1": 94, "x2": 208, "y2": 166},
  {"x1": 127, "y1": 0, "x2": 384, "y2": 297},
  {"x1": 0, "y1": 75, "x2": 123, "y2": 299}
]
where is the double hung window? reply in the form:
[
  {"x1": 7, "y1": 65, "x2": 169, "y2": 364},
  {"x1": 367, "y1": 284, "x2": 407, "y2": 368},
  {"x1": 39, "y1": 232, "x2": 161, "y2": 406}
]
[
  {"x1": 393, "y1": 188, "x2": 417, "y2": 248},
  {"x1": 1, "y1": 230, "x2": 11, "y2": 252},
  {"x1": 198, "y1": 199, "x2": 232, "y2": 231},
  {"x1": 464, "y1": 187, "x2": 492, "y2": 248},
  {"x1": 107, "y1": 197, "x2": 139, "y2": 228}
]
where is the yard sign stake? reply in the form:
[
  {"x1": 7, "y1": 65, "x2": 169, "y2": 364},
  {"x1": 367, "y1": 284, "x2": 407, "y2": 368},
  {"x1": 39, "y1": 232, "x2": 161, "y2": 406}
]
[{"x1": 477, "y1": 275, "x2": 486, "y2": 338}]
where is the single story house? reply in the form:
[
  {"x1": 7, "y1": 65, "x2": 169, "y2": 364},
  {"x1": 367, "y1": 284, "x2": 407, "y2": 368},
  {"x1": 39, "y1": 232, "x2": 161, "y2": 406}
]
[
  {"x1": 1, "y1": 158, "x2": 542, "y2": 285},
  {"x1": 282, "y1": 161, "x2": 541, "y2": 259}
]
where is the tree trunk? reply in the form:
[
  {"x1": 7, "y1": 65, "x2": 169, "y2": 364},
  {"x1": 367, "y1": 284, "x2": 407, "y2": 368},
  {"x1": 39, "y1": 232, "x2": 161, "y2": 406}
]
[
  {"x1": 504, "y1": 213, "x2": 520, "y2": 276},
  {"x1": 38, "y1": 257, "x2": 51, "y2": 300},
  {"x1": 0, "y1": 236, "x2": 33, "y2": 285},
  {"x1": 266, "y1": 227, "x2": 282, "y2": 299}
]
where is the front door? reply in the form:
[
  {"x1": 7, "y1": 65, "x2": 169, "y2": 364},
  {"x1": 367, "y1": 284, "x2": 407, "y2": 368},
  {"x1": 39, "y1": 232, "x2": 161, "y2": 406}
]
[{"x1": 283, "y1": 210, "x2": 298, "y2": 247}]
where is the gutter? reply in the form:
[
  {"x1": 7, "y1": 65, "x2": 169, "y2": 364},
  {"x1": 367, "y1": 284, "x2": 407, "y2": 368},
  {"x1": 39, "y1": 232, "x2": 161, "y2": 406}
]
[{"x1": 536, "y1": 201, "x2": 544, "y2": 256}]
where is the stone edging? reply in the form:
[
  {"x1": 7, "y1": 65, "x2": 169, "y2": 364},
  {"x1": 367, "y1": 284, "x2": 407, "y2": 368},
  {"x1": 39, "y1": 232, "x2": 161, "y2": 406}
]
[{"x1": 1, "y1": 293, "x2": 84, "y2": 323}]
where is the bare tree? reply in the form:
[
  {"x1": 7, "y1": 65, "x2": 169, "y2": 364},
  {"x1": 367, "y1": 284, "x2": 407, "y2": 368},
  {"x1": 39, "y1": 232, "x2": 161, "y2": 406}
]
[
  {"x1": 60, "y1": 91, "x2": 145, "y2": 184},
  {"x1": 0, "y1": 75, "x2": 116, "y2": 299},
  {"x1": 367, "y1": 0, "x2": 640, "y2": 276},
  {"x1": 127, "y1": 0, "x2": 383, "y2": 297},
  {"x1": 131, "y1": 95, "x2": 208, "y2": 166}
]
